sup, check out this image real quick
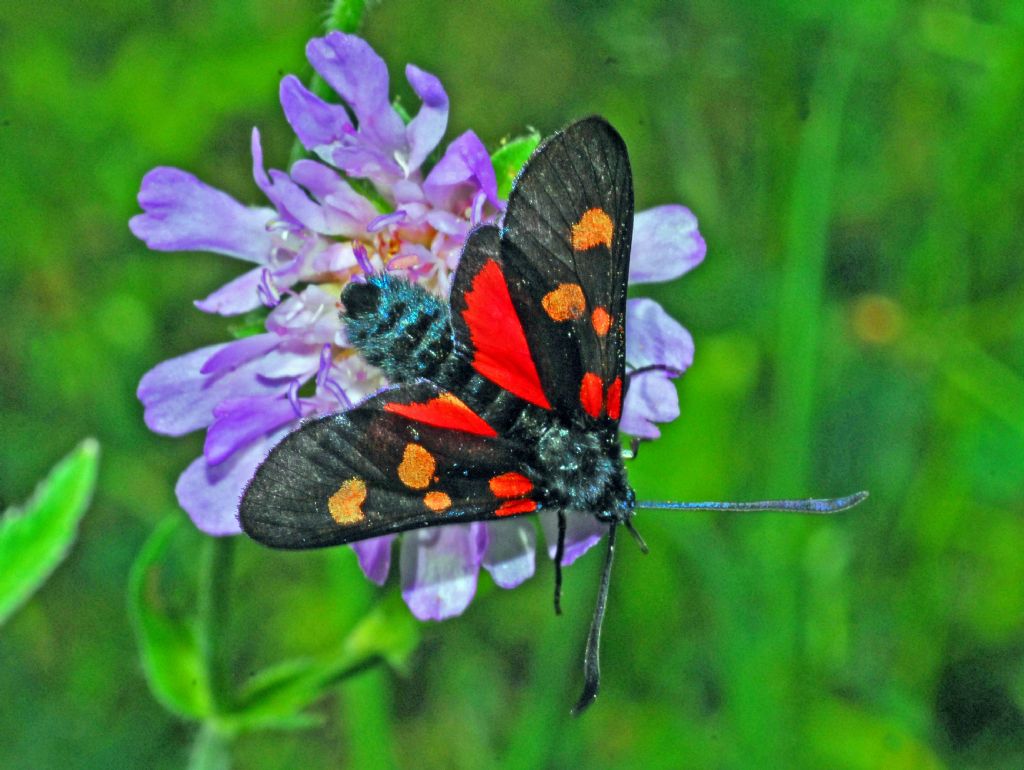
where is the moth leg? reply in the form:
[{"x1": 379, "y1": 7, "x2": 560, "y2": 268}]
[
  {"x1": 625, "y1": 363, "x2": 683, "y2": 381},
  {"x1": 623, "y1": 434, "x2": 641, "y2": 460},
  {"x1": 553, "y1": 509, "x2": 567, "y2": 616}
]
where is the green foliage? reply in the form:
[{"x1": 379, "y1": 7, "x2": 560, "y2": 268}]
[
  {"x1": 0, "y1": 439, "x2": 98, "y2": 627},
  {"x1": 492, "y1": 131, "x2": 542, "y2": 199},
  {"x1": 129, "y1": 516, "x2": 418, "y2": 766},
  {"x1": 2, "y1": 0, "x2": 1023, "y2": 767},
  {"x1": 129, "y1": 518, "x2": 214, "y2": 719}
]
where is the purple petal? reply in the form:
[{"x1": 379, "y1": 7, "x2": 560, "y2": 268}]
[
  {"x1": 251, "y1": 129, "x2": 328, "y2": 232},
  {"x1": 619, "y1": 372, "x2": 679, "y2": 439},
  {"x1": 204, "y1": 394, "x2": 304, "y2": 465},
  {"x1": 423, "y1": 130, "x2": 500, "y2": 210},
  {"x1": 404, "y1": 64, "x2": 449, "y2": 173},
  {"x1": 129, "y1": 167, "x2": 275, "y2": 262},
  {"x1": 266, "y1": 286, "x2": 343, "y2": 345},
  {"x1": 305, "y1": 33, "x2": 404, "y2": 150},
  {"x1": 175, "y1": 427, "x2": 290, "y2": 536},
  {"x1": 352, "y1": 536, "x2": 395, "y2": 585},
  {"x1": 625, "y1": 298, "x2": 695, "y2": 373},
  {"x1": 400, "y1": 523, "x2": 487, "y2": 620},
  {"x1": 200, "y1": 333, "x2": 280, "y2": 376},
  {"x1": 629, "y1": 205, "x2": 706, "y2": 284},
  {"x1": 482, "y1": 519, "x2": 536, "y2": 589},
  {"x1": 279, "y1": 74, "x2": 353, "y2": 150},
  {"x1": 193, "y1": 267, "x2": 265, "y2": 316},
  {"x1": 289, "y1": 160, "x2": 378, "y2": 235},
  {"x1": 138, "y1": 342, "x2": 281, "y2": 436},
  {"x1": 539, "y1": 512, "x2": 609, "y2": 566}
]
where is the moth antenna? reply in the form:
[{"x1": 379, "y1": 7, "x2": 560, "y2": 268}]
[
  {"x1": 571, "y1": 521, "x2": 618, "y2": 717},
  {"x1": 623, "y1": 516, "x2": 649, "y2": 554},
  {"x1": 553, "y1": 510, "x2": 567, "y2": 616},
  {"x1": 635, "y1": 490, "x2": 869, "y2": 514}
]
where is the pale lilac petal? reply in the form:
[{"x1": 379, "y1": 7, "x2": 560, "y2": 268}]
[
  {"x1": 400, "y1": 523, "x2": 487, "y2": 620},
  {"x1": 482, "y1": 519, "x2": 536, "y2": 589},
  {"x1": 255, "y1": 343, "x2": 322, "y2": 381},
  {"x1": 306, "y1": 33, "x2": 404, "y2": 150},
  {"x1": 279, "y1": 74, "x2": 352, "y2": 150},
  {"x1": 539, "y1": 512, "x2": 609, "y2": 566},
  {"x1": 138, "y1": 342, "x2": 280, "y2": 436},
  {"x1": 352, "y1": 536, "x2": 395, "y2": 585},
  {"x1": 404, "y1": 64, "x2": 448, "y2": 173},
  {"x1": 620, "y1": 372, "x2": 679, "y2": 439},
  {"x1": 251, "y1": 129, "x2": 329, "y2": 232},
  {"x1": 625, "y1": 298, "x2": 695, "y2": 373},
  {"x1": 200, "y1": 333, "x2": 279, "y2": 376},
  {"x1": 289, "y1": 160, "x2": 378, "y2": 235},
  {"x1": 130, "y1": 167, "x2": 275, "y2": 262},
  {"x1": 204, "y1": 395, "x2": 304, "y2": 465},
  {"x1": 176, "y1": 427, "x2": 290, "y2": 536},
  {"x1": 423, "y1": 130, "x2": 500, "y2": 210},
  {"x1": 629, "y1": 205, "x2": 706, "y2": 284},
  {"x1": 266, "y1": 287, "x2": 343, "y2": 345},
  {"x1": 194, "y1": 267, "x2": 265, "y2": 315}
]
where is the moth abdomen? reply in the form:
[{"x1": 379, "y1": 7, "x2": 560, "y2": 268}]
[{"x1": 342, "y1": 274, "x2": 455, "y2": 383}]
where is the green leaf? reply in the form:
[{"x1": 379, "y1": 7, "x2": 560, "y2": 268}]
[
  {"x1": 128, "y1": 518, "x2": 213, "y2": 720},
  {"x1": 226, "y1": 309, "x2": 269, "y2": 340},
  {"x1": 0, "y1": 438, "x2": 99, "y2": 627},
  {"x1": 492, "y1": 131, "x2": 541, "y2": 200},
  {"x1": 222, "y1": 591, "x2": 419, "y2": 734}
]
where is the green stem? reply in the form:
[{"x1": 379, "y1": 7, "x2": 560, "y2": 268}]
[
  {"x1": 339, "y1": 666, "x2": 397, "y2": 770},
  {"x1": 325, "y1": 0, "x2": 366, "y2": 35},
  {"x1": 188, "y1": 722, "x2": 231, "y2": 770},
  {"x1": 198, "y1": 536, "x2": 236, "y2": 714}
]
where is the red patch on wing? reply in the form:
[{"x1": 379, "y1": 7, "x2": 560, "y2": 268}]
[
  {"x1": 462, "y1": 259, "x2": 551, "y2": 409},
  {"x1": 606, "y1": 377, "x2": 622, "y2": 421},
  {"x1": 496, "y1": 499, "x2": 537, "y2": 517},
  {"x1": 580, "y1": 372, "x2": 603, "y2": 419},
  {"x1": 385, "y1": 392, "x2": 497, "y2": 437},
  {"x1": 489, "y1": 472, "x2": 533, "y2": 499}
]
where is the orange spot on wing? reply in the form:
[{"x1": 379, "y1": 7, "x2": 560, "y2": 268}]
[
  {"x1": 424, "y1": 491, "x2": 452, "y2": 512},
  {"x1": 496, "y1": 499, "x2": 537, "y2": 517},
  {"x1": 398, "y1": 443, "x2": 435, "y2": 490},
  {"x1": 328, "y1": 478, "x2": 367, "y2": 524},
  {"x1": 461, "y1": 259, "x2": 551, "y2": 409},
  {"x1": 385, "y1": 392, "x2": 497, "y2": 437},
  {"x1": 571, "y1": 208, "x2": 613, "y2": 251},
  {"x1": 591, "y1": 307, "x2": 611, "y2": 336},
  {"x1": 606, "y1": 377, "x2": 622, "y2": 421},
  {"x1": 542, "y1": 283, "x2": 586, "y2": 322},
  {"x1": 580, "y1": 372, "x2": 603, "y2": 419},
  {"x1": 489, "y1": 472, "x2": 534, "y2": 499}
]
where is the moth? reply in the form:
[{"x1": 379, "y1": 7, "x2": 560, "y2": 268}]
[{"x1": 240, "y1": 116, "x2": 867, "y2": 713}]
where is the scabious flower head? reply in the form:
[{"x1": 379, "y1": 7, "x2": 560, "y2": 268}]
[{"x1": 132, "y1": 32, "x2": 706, "y2": 621}]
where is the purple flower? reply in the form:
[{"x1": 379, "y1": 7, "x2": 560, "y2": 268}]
[{"x1": 133, "y1": 33, "x2": 705, "y2": 621}]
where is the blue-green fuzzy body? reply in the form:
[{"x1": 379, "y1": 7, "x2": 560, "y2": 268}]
[{"x1": 341, "y1": 274, "x2": 454, "y2": 384}]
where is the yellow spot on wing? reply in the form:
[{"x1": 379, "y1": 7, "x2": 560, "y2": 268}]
[
  {"x1": 328, "y1": 478, "x2": 367, "y2": 524},
  {"x1": 398, "y1": 443, "x2": 436, "y2": 489},
  {"x1": 424, "y1": 491, "x2": 452, "y2": 512},
  {"x1": 542, "y1": 283, "x2": 585, "y2": 321},
  {"x1": 571, "y1": 208, "x2": 613, "y2": 251}
]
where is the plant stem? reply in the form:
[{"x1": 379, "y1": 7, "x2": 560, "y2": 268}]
[{"x1": 199, "y1": 536, "x2": 236, "y2": 713}]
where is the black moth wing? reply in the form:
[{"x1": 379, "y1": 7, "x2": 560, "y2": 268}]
[
  {"x1": 499, "y1": 116, "x2": 634, "y2": 423},
  {"x1": 239, "y1": 381, "x2": 540, "y2": 549}
]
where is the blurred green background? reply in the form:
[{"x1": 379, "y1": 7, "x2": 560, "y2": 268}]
[{"x1": 2, "y1": 0, "x2": 1023, "y2": 767}]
